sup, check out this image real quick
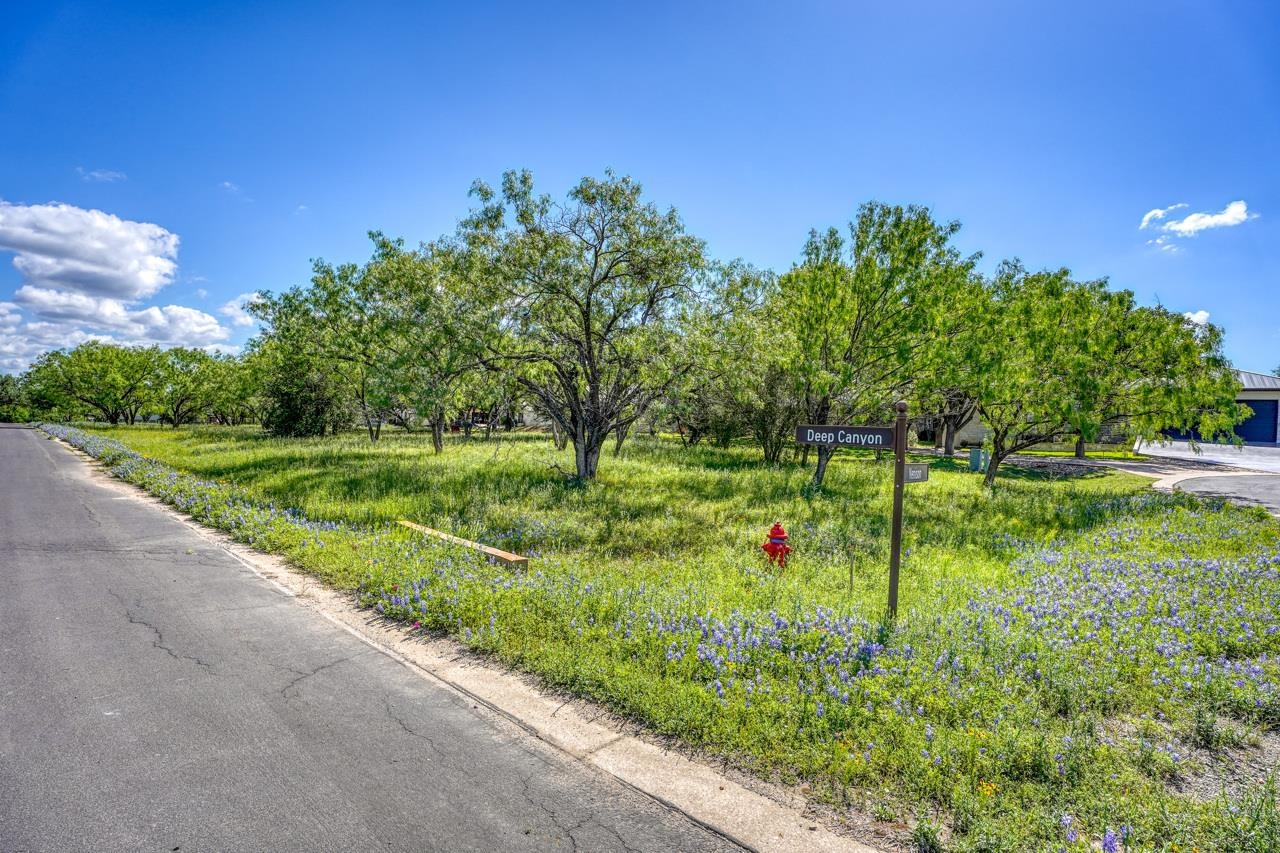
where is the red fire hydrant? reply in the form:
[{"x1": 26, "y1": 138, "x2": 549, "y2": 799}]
[{"x1": 761, "y1": 522, "x2": 792, "y2": 567}]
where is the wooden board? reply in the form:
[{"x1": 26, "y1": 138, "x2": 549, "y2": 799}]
[{"x1": 397, "y1": 519, "x2": 529, "y2": 569}]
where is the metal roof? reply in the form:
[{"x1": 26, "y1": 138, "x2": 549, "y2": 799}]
[{"x1": 1236, "y1": 369, "x2": 1280, "y2": 392}]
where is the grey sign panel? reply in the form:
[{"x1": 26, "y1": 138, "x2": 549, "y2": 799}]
[
  {"x1": 904, "y1": 462, "x2": 929, "y2": 483},
  {"x1": 795, "y1": 425, "x2": 894, "y2": 448}
]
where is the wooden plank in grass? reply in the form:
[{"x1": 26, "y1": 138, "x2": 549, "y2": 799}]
[{"x1": 397, "y1": 519, "x2": 529, "y2": 569}]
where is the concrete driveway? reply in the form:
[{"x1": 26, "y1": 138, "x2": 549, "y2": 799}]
[{"x1": 1138, "y1": 439, "x2": 1280, "y2": 474}]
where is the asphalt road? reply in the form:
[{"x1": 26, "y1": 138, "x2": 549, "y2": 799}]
[
  {"x1": 0, "y1": 425, "x2": 736, "y2": 853},
  {"x1": 1176, "y1": 474, "x2": 1280, "y2": 516}
]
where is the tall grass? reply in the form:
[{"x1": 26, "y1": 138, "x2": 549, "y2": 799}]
[{"x1": 93, "y1": 426, "x2": 1148, "y2": 616}]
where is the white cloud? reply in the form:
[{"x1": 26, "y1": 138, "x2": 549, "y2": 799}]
[
  {"x1": 0, "y1": 201, "x2": 237, "y2": 372},
  {"x1": 195, "y1": 288, "x2": 208, "y2": 299},
  {"x1": 295, "y1": 204, "x2": 309, "y2": 214},
  {"x1": 0, "y1": 318, "x2": 106, "y2": 374},
  {"x1": 76, "y1": 166, "x2": 127, "y2": 183},
  {"x1": 13, "y1": 285, "x2": 229, "y2": 345},
  {"x1": 0, "y1": 304, "x2": 231, "y2": 373},
  {"x1": 1139, "y1": 203, "x2": 1187, "y2": 230},
  {"x1": 219, "y1": 181, "x2": 254, "y2": 204},
  {"x1": 219, "y1": 292, "x2": 263, "y2": 328},
  {"x1": 1139, "y1": 199, "x2": 1257, "y2": 253},
  {"x1": 127, "y1": 304, "x2": 228, "y2": 343},
  {"x1": 1163, "y1": 200, "x2": 1255, "y2": 236},
  {"x1": 1183, "y1": 309, "x2": 1210, "y2": 326},
  {"x1": 0, "y1": 200, "x2": 179, "y2": 299},
  {"x1": 0, "y1": 301, "x2": 19, "y2": 333}
]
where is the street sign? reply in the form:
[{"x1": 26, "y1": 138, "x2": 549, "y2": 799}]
[
  {"x1": 795, "y1": 425, "x2": 894, "y2": 448},
  {"x1": 905, "y1": 462, "x2": 929, "y2": 483}
]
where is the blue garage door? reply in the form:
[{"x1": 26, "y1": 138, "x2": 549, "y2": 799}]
[
  {"x1": 1161, "y1": 399, "x2": 1279, "y2": 444},
  {"x1": 1238, "y1": 399, "x2": 1278, "y2": 444}
]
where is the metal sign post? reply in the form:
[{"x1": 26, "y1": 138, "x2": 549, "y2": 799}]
[{"x1": 887, "y1": 401, "x2": 907, "y2": 618}]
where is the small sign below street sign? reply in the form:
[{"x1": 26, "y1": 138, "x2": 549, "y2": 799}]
[
  {"x1": 904, "y1": 462, "x2": 929, "y2": 483},
  {"x1": 795, "y1": 425, "x2": 894, "y2": 448}
]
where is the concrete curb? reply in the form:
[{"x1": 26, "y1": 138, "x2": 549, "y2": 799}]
[
  {"x1": 64, "y1": 442, "x2": 885, "y2": 853},
  {"x1": 1148, "y1": 470, "x2": 1274, "y2": 493}
]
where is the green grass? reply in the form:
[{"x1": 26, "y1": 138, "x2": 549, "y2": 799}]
[
  {"x1": 88, "y1": 425, "x2": 1148, "y2": 613},
  {"x1": 60, "y1": 423, "x2": 1280, "y2": 852},
  {"x1": 1020, "y1": 448, "x2": 1146, "y2": 461}
]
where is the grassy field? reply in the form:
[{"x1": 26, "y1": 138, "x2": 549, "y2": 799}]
[
  {"x1": 49, "y1": 424, "x2": 1280, "y2": 852},
  {"x1": 1020, "y1": 448, "x2": 1147, "y2": 461}
]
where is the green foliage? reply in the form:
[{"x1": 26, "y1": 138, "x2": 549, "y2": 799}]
[
  {"x1": 17, "y1": 340, "x2": 269, "y2": 427},
  {"x1": 153, "y1": 347, "x2": 219, "y2": 427},
  {"x1": 23, "y1": 341, "x2": 159, "y2": 424},
  {"x1": 911, "y1": 819, "x2": 944, "y2": 853},
  {"x1": 367, "y1": 233, "x2": 486, "y2": 450},
  {"x1": 962, "y1": 263, "x2": 1244, "y2": 485},
  {"x1": 658, "y1": 262, "x2": 799, "y2": 459},
  {"x1": 1206, "y1": 776, "x2": 1280, "y2": 852},
  {"x1": 777, "y1": 202, "x2": 978, "y2": 487},
  {"x1": 255, "y1": 335, "x2": 350, "y2": 437},
  {"x1": 0, "y1": 373, "x2": 30, "y2": 421},
  {"x1": 457, "y1": 169, "x2": 707, "y2": 479},
  {"x1": 206, "y1": 351, "x2": 265, "y2": 425},
  {"x1": 253, "y1": 249, "x2": 398, "y2": 441}
]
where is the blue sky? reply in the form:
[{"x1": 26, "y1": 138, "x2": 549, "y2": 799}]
[{"x1": 1, "y1": 1, "x2": 1276, "y2": 373}]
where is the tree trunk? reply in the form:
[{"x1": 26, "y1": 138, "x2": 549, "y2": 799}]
[
  {"x1": 612, "y1": 422, "x2": 631, "y2": 457},
  {"x1": 934, "y1": 424, "x2": 945, "y2": 450},
  {"x1": 811, "y1": 445, "x2": 835, "y2": 488},
  {"x1": 1074, "y1": 435, "x2": 1086, "y2": 458},
  {"x1": 574, "y1": 436, "x2": 602, "y2": 480},
  {"x1": 983, "y1": 439, "x2": 1008, "y2": 486},
  {"x1": 431, "y1": 421, "x2": 444, "y2": 454},
  {"x1": 759, "y1": 425, "x2": 784, "y2": 464},
  {"x1": 943, "y1": 425, "x2": 957, "y2": 457},
  {"x1": 550, "y1": 420, "x2": 568, "y2": 451},
  {"x1": 983, "y1": 454, "x2": 1003, "y2": 487}
]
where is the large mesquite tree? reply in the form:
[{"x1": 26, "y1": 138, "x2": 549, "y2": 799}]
[
  {"x1": 24, "y1": 342, "x2": 158, "y2": 424},
  {"x1": 780, "y1": 202, "x2": 978, "y2": 489},
  {"x1": 964, "y1": 262, "x2": 1244, "y2": 485},
  {"x1": 253, "y1": 252, "x2": 401, "y2": 443},
  {"x1": 366, "y1": 235, "x2": 485, "y2": 453},
  {"x1": 152, "y1": 347, "x2": 219, "y2": 427},
  {"x1": 457, "y1": 170, "x2": 707, "y2": 480}
]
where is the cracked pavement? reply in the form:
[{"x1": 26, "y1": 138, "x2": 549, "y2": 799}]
[{"x1": 0, "y1": 426, "x2": 738, "y2": 853}]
